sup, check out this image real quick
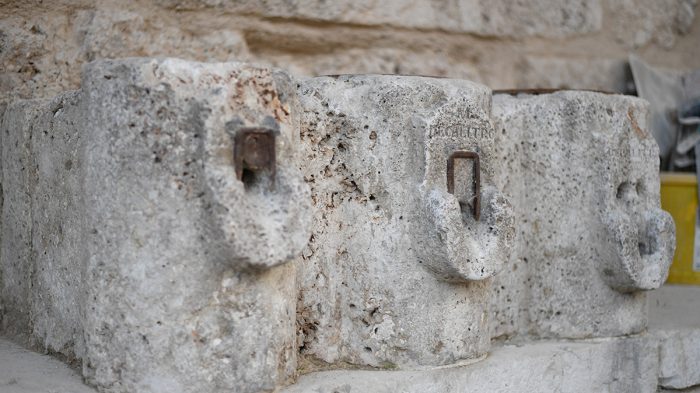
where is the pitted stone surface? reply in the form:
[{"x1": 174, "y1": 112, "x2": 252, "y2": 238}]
[
  {"x1": 490, "y1": 91, "x2": 675, "y2": 340},
  {"x1": 1, "y1": 92, "x2": 86, "y2": 360},
  {"x1": 80, "y1": 58, "x2": 311, "y2": 393},
  {"x1": 295, "y1": 75, "x2": 513, "y2": 370},
  {"x1": 1, "y1": 58, "x2": 312, "y2": 393},
  {"x1": 608, "y1": 0, "x2": 697, "y2": 48},
  {"x1": 1, "y1": 98, "x2": 41, "y2": 342},
  {"x1": 2, "y1": 0, "x2": 698, "y2": 107}
]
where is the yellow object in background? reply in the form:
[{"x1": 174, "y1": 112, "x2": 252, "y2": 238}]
[{"x1": 660, "y1": 172, "x2": 700, "y2": 285}]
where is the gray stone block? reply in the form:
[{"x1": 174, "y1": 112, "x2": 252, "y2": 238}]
[
  {"x1": 1, "y1": 93, "x2": 87, "y2": 352},
  {"x1": 29, "y1": 91, "x2": 86, "y2": 360},
  {"x1": 295, "y1": 75, "x2": 514, "y2": 370},
  {"x1": 0, "y1": 91, "x2": 86, "y2": 359},
  {"x1": 1, "y1": 58, "x2": 312, "y2": 393},
  {"x1": 79, "y1": 58, "x2": 311, "y2": 392},
  {"x1": 490, "y1": 91, "x2": 675, "y2": 340},
  {"x1": 0, "y1": 97, "x2": 37, "y2": 341}
]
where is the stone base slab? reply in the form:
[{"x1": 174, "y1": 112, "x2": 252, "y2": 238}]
[{"x1": 281, "y1": 336, "x2": 658, "y2": 393}]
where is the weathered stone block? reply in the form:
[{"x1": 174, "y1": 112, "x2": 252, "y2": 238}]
[
  {"x1": 490, "y1": 91, "x2": 675, "y2": 340},
  {"x1": 515, "y1": 57, "x2": 631, "y2": 93},
  {"x1": 0, "y1": 92, "x2": 87, "y2": 359},
  {"x1": 1, "y1": 58, "x2": 312, "y2": 393},
  {"x1": 157, "y1": 0, "x2": 602, "y2": 38},
  {"x1": 295, "y1": 75, "x2": 514, "y2": 369},
  {"x1": 0, "y1": 91, "x2": 87, "y2": 361},
  {"x1": 0, "y1": 97, "x2": 38, "y2": 340},
  {"x1": 28, "y1": 92, "x2": 86, "y2": 359},
  {"x1": 608, "y1": 0, "x2": 697, "y2": 48},
  {"x1": 79, "y1": 58, "x2": 311, "y2": 393}
]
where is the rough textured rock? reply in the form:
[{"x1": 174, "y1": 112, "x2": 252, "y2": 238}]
[
  {"x1": 158, "y1": 0, "x2": 603, "y2": 38},
  {"x1": 0, "y1": 58, "x2": 312, "y2": 393},
  {"x1": 295, "y1": 75, "x2": 514, "y2": 370},
  {"x1": 490, "y1": 91, "x2": 675, "y2": 340},
  {"x1": 2, "y1": 0, "x2": 698, "y2": 104},
  {"x1": 0, "y1": 97, "x2": 39, "y2": 341},
  {"x1": 27, "y1": 92, "x2": 86, "y2": 360},
  {"x1": 282, "y1": 335, "x2": 658, "y2": 393},
  {"x1": 0, "y1": 6, "x2": 251, "y2": 102},
  {"x1": 608, "y1": 0, "x2": 698, "y2": 49},
  {"x1": 267, "y1": 48, "x2": 481, "y2": 85},
  {"x1": 80, "y1": 58, "x2": 311, "y2": 392},
  {"x1": 515, "y1": 57, "x2": 631, "y2": 93},
  {"x1": 0, "y1": 92, "x2": 87, "y2": 359}
]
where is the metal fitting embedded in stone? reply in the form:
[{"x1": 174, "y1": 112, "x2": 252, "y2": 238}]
[
  {"x1": 447, "y1": 151, "x2": 481, "y2": 221},
  {"x1": 234, "y1": 127, "x2": 277, "y2": 186}
]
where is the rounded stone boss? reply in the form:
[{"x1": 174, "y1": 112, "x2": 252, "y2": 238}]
[{"x1": 295, "y1": 75, "x2": 514, "y2": 369}]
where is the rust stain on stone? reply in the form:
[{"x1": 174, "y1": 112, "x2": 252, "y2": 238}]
[{"x1": 627, "y1": 108, "x2": 647, "y2": 139}]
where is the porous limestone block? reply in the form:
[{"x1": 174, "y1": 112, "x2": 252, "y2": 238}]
[
  {"x1": 0, "y1": 91, "x2": 87, "y2": 359},
  {"x1": 281, "y1": 336, "x2": 658, "y2": 393},
  {"x1": 0, "y1": 98, "x2": 37, "y2": 339},
  {"x1": 158, "y1": 0, "x2": 602, "y2": 38},
  {"x1": 490, "y1": 91, "x2": 675, "y2": 340},
  {"x1": 608, "y1": 0, "x2": 697, "y2": 48},
  {"x1": 79, "y1": 58, "x2": 311, "y2": 393},
  {"x1": 28, "y1": 92, "x2": 86, "y2": 359},
  {"x1": 296, "y1": 75, "x2": 514, "y2": 369},
  {"x1": 0, "y1": 58, "x2": 312, "y2": 392}
]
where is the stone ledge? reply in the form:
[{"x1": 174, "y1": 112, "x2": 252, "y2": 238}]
[{"x1": 281, "y1": 336, "x2": 658, "y2": 393}]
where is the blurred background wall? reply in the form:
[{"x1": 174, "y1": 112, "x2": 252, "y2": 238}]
[{"x1": 1, "y1": 0, "x2": 698, "y2": 102}]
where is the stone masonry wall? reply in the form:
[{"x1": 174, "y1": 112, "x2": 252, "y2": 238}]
[{"x1": 1, "y1": 0, "x2": 699, "y2": 104}]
